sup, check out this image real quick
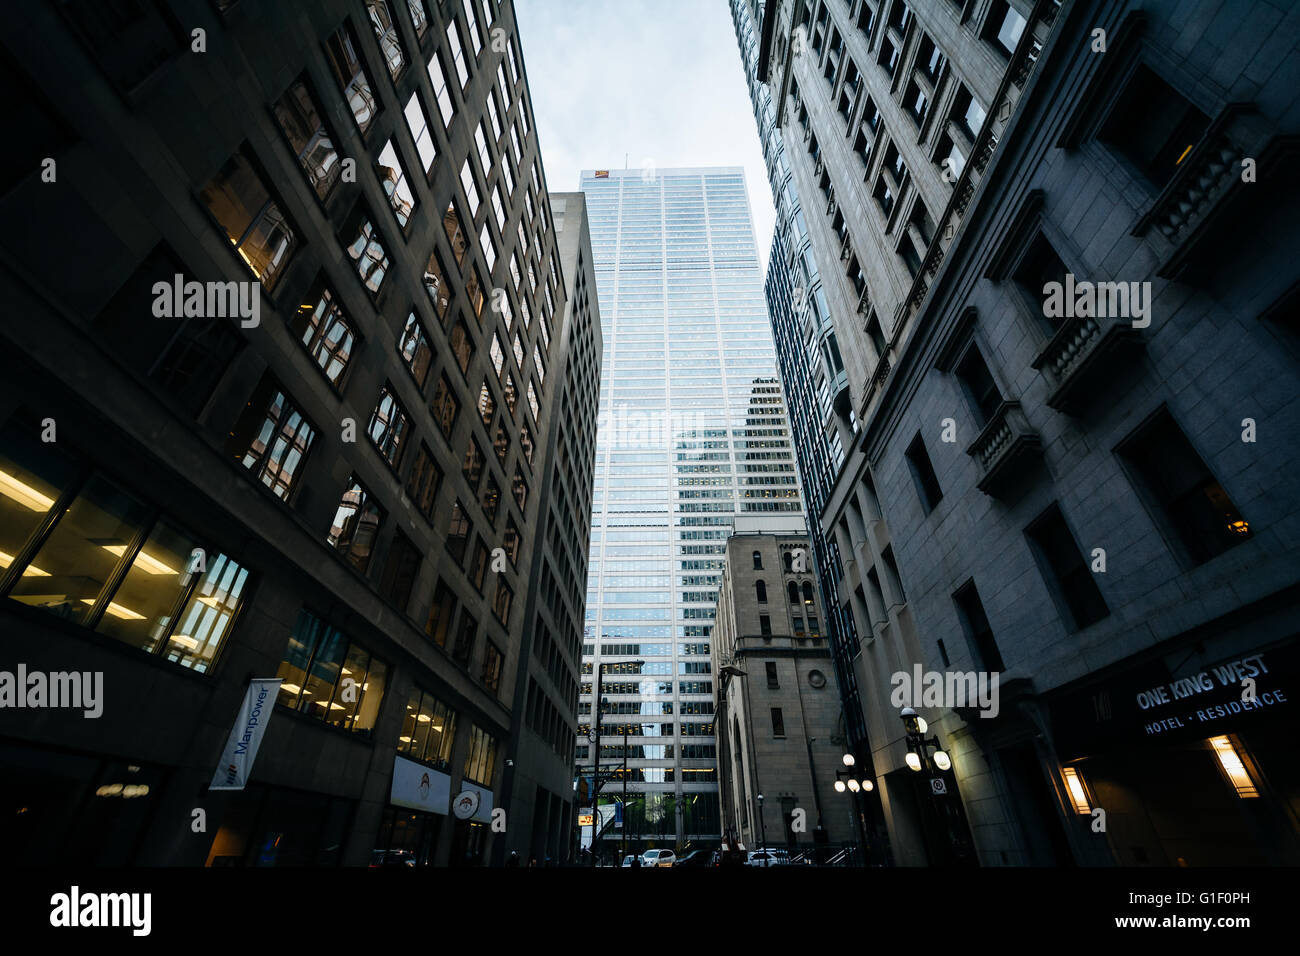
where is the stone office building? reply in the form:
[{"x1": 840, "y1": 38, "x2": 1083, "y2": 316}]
[
  {"x1": 739, "y1": 0, "x2": 1300, "y2": 866},
  {"x1": 713, "y1": 524, "x2": 855, "y2": 856},
  {"x1": 0, "y1": 0, "x2": 597, "y2": 866}
]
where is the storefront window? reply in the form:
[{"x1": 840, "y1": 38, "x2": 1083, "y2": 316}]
[{"x1": 93, "y1": 518, "x2": 197, "y2": 652}]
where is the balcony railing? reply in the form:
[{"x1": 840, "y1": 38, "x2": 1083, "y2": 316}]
[
  {"x1": 1031, "y1": 314, "x2": 1144, "y2": 415},
  {"x1": 1131, "y1": 103, "x2": 1283, "y2": 279},
  {"x1": 965, "y1": 400, "x2": 1042, "y2": 496}
]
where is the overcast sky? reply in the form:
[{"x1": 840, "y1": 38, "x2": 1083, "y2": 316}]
[{"x1": 514, "y1": 0, "x2": 776, "y2": 267}]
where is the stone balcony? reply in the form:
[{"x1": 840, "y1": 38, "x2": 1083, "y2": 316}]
[
  {"x1": 1131, "y1": 103, "x2": 1293, "y2": 279},
  {"x1": 1032, "y1": 313, "x2": 1144, "y2": 415},
  {"x1": 966, "y1": 400, "x2": 1042, "y2": 497}
]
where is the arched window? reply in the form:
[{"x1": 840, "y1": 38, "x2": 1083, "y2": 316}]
[
  {"x1": 752, "y1": 550, "x2": 763, "y2": 570},
  {"x1": 782, "y1": 551, "x2": 793, "y2": 572},
  {"x1": 755, "y1": 580, "x2": 768, "y2": 603},
  {"x1": 787, "y1": 581, "x2": 800, "y2": 604},
  {"x1": 802, "y1": 581, "x2": 815, "y2": 605}
]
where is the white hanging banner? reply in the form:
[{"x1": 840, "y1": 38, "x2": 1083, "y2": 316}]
[{"x1": 209, "y1": 678, "x2": 282, "y2": 791}]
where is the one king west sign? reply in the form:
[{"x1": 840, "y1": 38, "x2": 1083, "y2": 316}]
[{"x1": 209, "y1": 678, "x2": 282, "y2": 790}]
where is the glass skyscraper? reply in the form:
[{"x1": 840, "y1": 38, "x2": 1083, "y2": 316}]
[{"x1": 576, "y1": 166, "x2": 804, "y2": 856}]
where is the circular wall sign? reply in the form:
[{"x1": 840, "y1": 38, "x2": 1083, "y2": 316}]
[
  {"x1": 453, "y1": 789, "x2": 481, "y2": 820},
  {"x1": 808, "y1": 670, "x2": 827, "y2": 689}
]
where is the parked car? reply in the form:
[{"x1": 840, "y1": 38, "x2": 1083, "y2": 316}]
[
  {"x1": 745, "y1": 849, "x2": 790, "y2": 867},
  {"x1": 621, "y1": 855, "x2": 638, "y2": 867},
  {"x1": 641, "y1": 849, "x2": 676, "y2": 867},
  {"x1": 674, "y1": 849, "x2": 712, "y2": 867}
]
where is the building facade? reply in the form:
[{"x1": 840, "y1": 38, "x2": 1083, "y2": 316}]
[
  {"x1": 738, "y1": 0, "x2": 1300, "y2": 866},
  {"x1": 0, "y1": 0, "x2": 595, "y2": 867},
  {"x1": 713, "y1": 526, "x2": 855, "y2": 856},
  {"x1": 575, "y1": 166, "x2": 804, "y2": 858},
  {"x1": 496, "y1": 192, "x2": 601, "y2": 865}
]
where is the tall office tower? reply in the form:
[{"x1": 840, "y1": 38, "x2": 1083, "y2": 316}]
[
  {"x1": 0, "y1": 0, "x2": 594, "y2": 867},
  {"x1": 736, "y1": 0, "x2": 1300, "y2": 868},
  {"x1": 497, "y1": 192, "x2": 601, "y2": 864},
  {"x1": 575, "y1": 166, "x2": 804, "y2": 858}
]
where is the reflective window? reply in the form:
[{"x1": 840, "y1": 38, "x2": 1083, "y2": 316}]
[
  {"x1": 273, "y1": 76, "x2": 340, "y2": 200},
  {"x1": 482, "y1": 641, "x2": 503, "y2": 694},
  {"x1": 446, "y1": 499, "x2": 471, "y2": 563},
  {"x1": 397, "y1": 313, "x2": 434, "y2": 388},
  {"x1": 376, "y1": 139, "x2": 417, "y2": 228},
  {"x1": 449, "y1": 320, "x2": 474, "y2": 376},
  {"x1": 364, "y1": 0, "x2": 405, "y2": 81},
  {"x1": 291, "y1": 281, "x2": 356, "y2": 387},
  {"x1": 227, "y1": 376, "x2": 316, "y2": 500},
  {"x1": 341, "y1": 206, "x2": 389, "y2": 294},
  {"x1": 445, "y1": 21, "x2": 470, "y2": 90},
  {"x1": 443, "y1": 202, "x2": 468, "y2": 267},
  {"x1": 324, "y1": 21, "x2": 378, "y2": 134},
  {"x1": 431, "y1": 373, "x2": 459, "y2": 440},
  {"x1": 423, "y1": 249, "x2": 451, "y2": 320},
  {"x1": 327, "y1": 478, "x2": 385, "y2": 573},
  {"x1": 368, "y1": 384, "x2": 411, "y2": 468},
  {"x1": 405, "y1": 441, "x2": 442, "y2": 522}
]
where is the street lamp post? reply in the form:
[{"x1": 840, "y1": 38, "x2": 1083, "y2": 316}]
[
  {"x1": 756, "y1": 793, "x2": 768, "y2": 866},
  {"x1": 900, "y1": 706, "x2": 958, "y2": 862},
  {"x1": 833, "y1": 752, "x2": 874, "y2": 866},
  {"x1": 588, "y1": 658, "x2": 644, "y2": 868}
]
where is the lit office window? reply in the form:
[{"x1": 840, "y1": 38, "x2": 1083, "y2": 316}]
[
  {"x1": 275, "y1": 608, "x2": 388, "y2": 735},
  {"x1": 399, "y1": 686, "x2": 458, "y2": 768},
  {"x1": 199, "y1": 150, "x2": 297, "y2": 290},
  {"x1": 463, "y1": 723, "x2": 498, "y2": 785}
]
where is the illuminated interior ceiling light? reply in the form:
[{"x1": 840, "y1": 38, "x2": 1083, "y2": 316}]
[
  {"x1": 1062, "y1": 766, "x2": 1091, "y2": 814},
  {"x1": 95, "y1": 784, "x2": 124, "y2": 798},
  {"x1": 80, "y1": 599, "x2": 145, "y2": 620},
  {"x1": 0, "y1": 551, "x2": 49, "y2": 575},
  {"x1": 328, "y1": 702, "x2": 346, "y2": 710},
  {"x1": 168, "y1": 635, "x2": 199, "y2": 649},
  {"x1": 1229, "y1": 519, "x2": 1250, "y2": 535},
  {"x1": 279, "y1": 683, "x2": 303, "y2": 695},
  {"x1": 399, "y1": 736, "x2": 413, "y2": 743},
  {"x1": 102, "y1": 544, "x2": 178, "y2": 575},
  {"x1": 0, "y1": 471, "x2": 55, "y2": 511},
  {"x1": 1175, "y1": 143, "x2": 1194, "y2": 165},
  {"x1": 1209, "y1": 735, "x2": 1259, "y2": 798},
  {"x1": 198, "y1": 595, "x2": 228, "y2": 608}
]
